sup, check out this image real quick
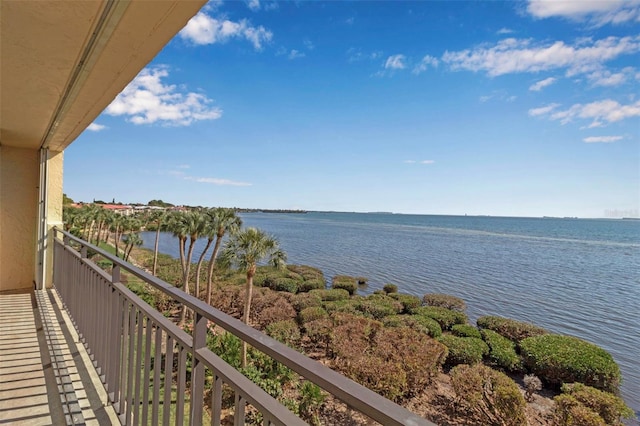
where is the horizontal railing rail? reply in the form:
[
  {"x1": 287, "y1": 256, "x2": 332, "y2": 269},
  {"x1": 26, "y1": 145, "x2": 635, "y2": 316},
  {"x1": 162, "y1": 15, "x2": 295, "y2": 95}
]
[{"x1": 52, "y1": 227, "x2": 435, "y2": 426}]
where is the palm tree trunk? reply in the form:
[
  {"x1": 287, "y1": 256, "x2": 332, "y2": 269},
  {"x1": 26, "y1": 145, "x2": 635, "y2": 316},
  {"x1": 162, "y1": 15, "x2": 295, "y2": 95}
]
[
  {"x1": 194, "y1": 238, "x2": 213, "y2": 300},
  {"x1": 206, "y1": 236, "x2": 224, "y2": 304},
  {"x1": 179, "y1": 237, "x2": 196, "y2": 325},
  {"x1": 152, "y1": 226, "x2": 161, "y2": 275},
  {"x1": 241, "y1": 268, "x2": 255, "y2": 368}
]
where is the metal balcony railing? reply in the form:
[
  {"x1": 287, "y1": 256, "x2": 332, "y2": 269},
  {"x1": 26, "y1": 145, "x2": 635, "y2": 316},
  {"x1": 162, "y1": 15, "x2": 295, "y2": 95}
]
[{"x1": 52, "y1": 228, "x2": 435, "y2": 426}]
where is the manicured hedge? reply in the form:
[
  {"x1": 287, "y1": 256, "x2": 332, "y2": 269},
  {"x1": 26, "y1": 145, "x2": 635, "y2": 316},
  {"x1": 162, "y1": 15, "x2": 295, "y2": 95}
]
[
  {"x1": 272, "y1": 277, "x2": 299, "y2": 293},
  {"x1": 389, "y1": 293, "x2": 422, "y2": 313},
  {"x1": 450, "y1": 364, "x2": 526, "y2": 426},
  {"x1": 332, "y1": 276, "x2": 358, "y2": 295},
  {"x1": 298, "y1": 306, "x2": 328, "y2": 324},
  {"x1": 265, "y1": 320, "x2": 301, "y2": 348},
  {"x1": 382, "y1": 315, "x2": 442, "y2": 338},
  {"x1": 481, "y1": 329, "x2": 522, "y2": 372},
  {"x1": 555, "y1": 383, "x2": 634, "y2": 425},
  {"x1": 520, "y1": 334, "x2": 621, "y2": 392},
  {"x1": 437, "y1": 335, "x2": 489, "y2": 366},
  {"x1": 309, "y1": 288, "x2": 350, "y2": 301},
  {"x1": 411, "y1": 306, "x2": 468, "y2": 330},
  {"x1": 297, "y1": 278, "x2": 326, "y2": 293},
  {"x1": 383, "y1": 283, "x2": 398, "y2": 294},
  {"x1": 477, "y1": 315, "x2": 547, "y2": 343},
  {"x1": 356, "y1": 295, "x2": 403, "y2": 319},
  {"x1": 451, "y1": 324, "x2": 482, "y2": 339},
  {"x1": 423, "y1": 293, "x2": 466, "y2": 312}
]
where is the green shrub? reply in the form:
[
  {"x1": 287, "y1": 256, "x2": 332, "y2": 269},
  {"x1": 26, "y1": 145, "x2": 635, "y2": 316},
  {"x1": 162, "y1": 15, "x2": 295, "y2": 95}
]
[
  {"x1": 383, "y1": 315, "x2": 442, "y2": 337},
  {"x1": 265, "y1": 320, "x2": 301, "y2": 349},
  {"x1": 520, "y1": 334, "x2": 621, "y2": 392},
  {"x1": 310, "y1": 288, "x2": 350, "y2": 301},
  {"x1": 411, "y1": 306, "x2": 467, "y2": 330},
  {"x1": 555, "y1": 383, "x2": 634, "y2": 425},
  {"x1": 272, "y1": 277, "x2": 299, "y2": 293},
  {"x1": 290, "y1": 292, "x2": 322, "y2": 312},
  {"x1": 477, "y1": 315, "x2": 547, "y2": 343},
  {"x1": 322, "y1": 299, "x2": 360, "y2": 315},
  {"x1": 481, "y1": 329, "x2": 522, "y2": 372},
  {"x1": 288, "y1": 265, "x2": 325, "y2": 281},
  {"x1": 299, "y1": 306, "x2": 328, "y2": 324},
  {"x1": 304, "y1": 318, "x2": 333, "y2": 351},
  {"x1": 437, "y1": 335, "x2": 489, "y2": 366},
  {"x1": 332, "y1": 276, "x2": 357, "y2": 295},
  {"x1": 298, "y1": 278, "x2": 325, "y2": 293},
  {"x1": 389, "y1": 293, "x2": 421, "y2": 313},
  {"x1": 423, "y1": 293, "x2": 466, "y2": 312},
  {"x1": 383, "y1": 283, "x2": 398, "y2": 294},
  {"x1": 355, "y1": 295, "x2": 403, "y2": 319},
  {"x1": 451, "y1": 324, "x2": 482, "y2": 339},
  {"x1": 450, "y1": 363, "x2": 526, "y2": 426},
  {"x1": 554, "y1": 394, "x2": 607, "y2": 426}
]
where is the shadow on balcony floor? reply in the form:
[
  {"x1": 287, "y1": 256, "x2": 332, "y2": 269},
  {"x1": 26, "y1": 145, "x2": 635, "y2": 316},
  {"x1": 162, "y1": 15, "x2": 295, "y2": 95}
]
[{"x1": 0, "y1": 289, "x2": 119, "y2": 425}]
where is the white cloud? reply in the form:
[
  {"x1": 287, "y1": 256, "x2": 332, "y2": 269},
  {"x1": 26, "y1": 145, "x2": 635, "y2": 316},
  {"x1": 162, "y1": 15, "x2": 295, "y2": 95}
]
[
  {"x1": 179, "y1": 12, "x2": 272, "y2": 50},
  {"x1": 528, "y1": 103, "x2": 560, "y2": 116},
  {"x1": 385, "y1": 54, "x2": 406, "y2": 70},
  {"x1": 345, "y1": 17, "x2": 355, "y2": 25},
  {"x1": 583, "y1": 135, "x2": 624, "y2": 143},
  {"x1": 347, "y1": 48, "x2": 383, "y2": 62},
  {"x1": 480, "y1": 90, "x2": 517, "y2": 103},
  {"x1": 187, "y1": 177, "x2": 252, "y2": 186},
  {"x1": 587, "y1": 67, "x2": 635, "y2": 87},
  {"x1": 527, "y1": 0, "x2": 640, "y2": 26},
  {"x1": 442, "y1": 36, "x2": 640, "y2": 77},
  {"x1": 497, "y1": 28, "x2": 514, "y2": 34},
  {"x1": 177, "y1": 164, "x2": 191, "y2": 169},
  {"x1": 106, "y1": 67, "x2": 222, "y2": 126},
  {"x1": 404, "y1": 160, "x2": 435, "y2": 165},
  {"x1": 303, "y1": 39, "x2": 314, "y2": 50},
  {"x1": 530, "y1": 99, "x2": 640, "y2": 126},
  {"x1": 247, "y1": 0, "x2": 260, "y2": 11},
  {"x1": 288, "y1": 49, "x2": 305, "y2": 59},
  {"x1": 412, "y1": 55, "x2": 439, "y2": 74},
  {"x1": 87, "y1": 123, "x2": 106, "y2": 131},
  {"x1": 529, "y1": 77, "x2": 557, "y2": 91}
]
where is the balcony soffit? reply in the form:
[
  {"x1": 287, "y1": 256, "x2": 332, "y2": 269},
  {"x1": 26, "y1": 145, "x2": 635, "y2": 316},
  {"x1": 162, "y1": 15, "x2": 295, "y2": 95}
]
[{"x1": 0, "y1": 0, "x2": 206, "y2": 152}]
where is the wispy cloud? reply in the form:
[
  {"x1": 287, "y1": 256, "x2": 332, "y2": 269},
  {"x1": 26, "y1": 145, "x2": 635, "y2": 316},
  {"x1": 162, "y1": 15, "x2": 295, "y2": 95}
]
[
  {"x1": 288, "y1": 49, "x2": 305, "y2": 59},
  {"x1": 412, "y1": 55, "x2": 439, "y2": 74},
  {"x1": 303, "y1": 39, "x2": 314, "y2": 50},
  {"x1": 530, "y1": 99, "x2": 640, "y2": 127},
  {"x1": 586, "y1": 67, "x2": 635, "y2": 87},
  {"x1": 442, "y1": 36, "x2": 640, "y2": 77},
  {"x1": 345, "y1": 17, "x2": 355, "y2": 25},
  {"x1": 106, "y1": 67, "x2": 222, "y2": 126},
  {"x1": 246, "y1": 0, "x2": 278, "y2": 11},
  {"x1": 385, "y1": 54, "x2": 406, "y2": 70},
  {"x1": 497, "y1": 28, "x2": 514, "y2": 35},
  {"x1": 479, "y1": 90, "x2": 517, "y2": 103},
  {"x1": 405, "y1": 159, "x2": 435, "y2": 165},
  {"x1": 347, "y1": 48, "x2": 383, "y2": 62},
  {"x1": 179, "y1": 11, "x2": 272, "y2": 50},
  {"x1": 528, "y1": 103, "x2": 560, "y2": 116},
  {"x1": 177, "y1": 164, "x2": 191, "y2": 169},
  {"x1": 529, "y1": 77, "x2": 557, "y2": 91},
  {"x1": 527, "y1": 0, "x2": 640, "y2": 27},
  {"x1": 186, "y1": 176, "x2": 252, "y2": 186},
  {"x1": 87, "y1": 123, "x2": 107, "y2": 131},
  {"x1": 583, "y1": 135, "x2": 624, "y2": 143}
]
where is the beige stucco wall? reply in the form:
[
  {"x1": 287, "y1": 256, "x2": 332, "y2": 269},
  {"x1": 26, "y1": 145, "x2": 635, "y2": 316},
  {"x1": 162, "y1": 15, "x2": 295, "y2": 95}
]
[
  {"x1": 0, "y1": 146, "x2": 38, "y2": 292},
  {"x1": 44, "y1": 150, "x2": 63, "y2": 288}
]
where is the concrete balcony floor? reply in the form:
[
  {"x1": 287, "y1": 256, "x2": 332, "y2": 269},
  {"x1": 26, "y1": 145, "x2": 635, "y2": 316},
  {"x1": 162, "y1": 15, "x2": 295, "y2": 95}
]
[{"x1": 0, "y1": 289, "x2": 119, "y2": 425}]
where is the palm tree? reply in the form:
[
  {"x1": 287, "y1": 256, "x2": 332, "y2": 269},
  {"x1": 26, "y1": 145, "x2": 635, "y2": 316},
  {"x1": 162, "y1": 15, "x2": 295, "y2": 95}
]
[
  {"x1": 220, "y1": 227, "x2": 286, "y2": 367},
  {"x1": 122, "y1": 232, "x2": 143, "y2": 262},
  {"x1": 148, "y1": 210, "x2": 167, "y2": 276},
  {"x1": 204, "y1": 208, "x2": 242, "y2": 304},
  {"x1": 168, "y1": 210, "x2": 206, "y2": 325}
]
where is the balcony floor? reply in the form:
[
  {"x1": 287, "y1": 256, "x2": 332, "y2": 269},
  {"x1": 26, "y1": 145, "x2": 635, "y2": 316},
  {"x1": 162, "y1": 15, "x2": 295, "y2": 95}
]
[{"x1": 0, "y1": 289, "x2": 119, "y2": 425}]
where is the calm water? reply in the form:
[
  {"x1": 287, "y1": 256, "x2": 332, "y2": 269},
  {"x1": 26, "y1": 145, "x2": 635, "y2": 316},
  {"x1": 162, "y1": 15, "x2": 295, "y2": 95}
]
[{"x1": 141, "y1": 213, "x2": 640, "y2": 415}]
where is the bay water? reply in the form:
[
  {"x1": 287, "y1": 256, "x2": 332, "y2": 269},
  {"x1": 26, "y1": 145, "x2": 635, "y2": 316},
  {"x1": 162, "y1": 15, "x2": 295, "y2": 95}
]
[{"x1": 140, "y1": 212, "x2": 640, "y2": 415}]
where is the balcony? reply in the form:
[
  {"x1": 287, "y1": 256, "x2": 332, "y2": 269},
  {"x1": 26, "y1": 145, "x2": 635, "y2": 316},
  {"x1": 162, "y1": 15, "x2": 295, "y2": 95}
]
[{"x1": 0, "y1": 228, "x2": 435, "y2": 425}]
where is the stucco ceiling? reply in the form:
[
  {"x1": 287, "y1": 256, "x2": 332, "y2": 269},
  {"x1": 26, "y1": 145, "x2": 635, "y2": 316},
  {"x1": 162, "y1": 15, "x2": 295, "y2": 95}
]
[{"x1": 0, "y1": 0, "x2": 206, "y2": 152}]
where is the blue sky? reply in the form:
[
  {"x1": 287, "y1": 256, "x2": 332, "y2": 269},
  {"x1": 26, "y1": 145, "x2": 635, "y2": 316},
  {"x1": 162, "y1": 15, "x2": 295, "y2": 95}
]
[{"x1": 65, "y1": 0, "x2": 640, "y2": 218}]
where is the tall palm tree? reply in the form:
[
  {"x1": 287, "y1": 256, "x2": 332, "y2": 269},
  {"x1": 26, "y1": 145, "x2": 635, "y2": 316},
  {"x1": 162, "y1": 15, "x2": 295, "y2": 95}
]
[
  {"x1": 204, "y1": 208, "x2": 242, "y2": 304},
  {"x1": 122, "y1": 232, "x2": 143, "y2": 262},
  {"x1": 148, "y1": 210, "x2": 167, "y2": 276},
  {"x1": 168, "y1": 210, "x2": 206, "y2": 325},
  {"x1": 220, "y1": 227, "x2": 286, "y2": 367}
]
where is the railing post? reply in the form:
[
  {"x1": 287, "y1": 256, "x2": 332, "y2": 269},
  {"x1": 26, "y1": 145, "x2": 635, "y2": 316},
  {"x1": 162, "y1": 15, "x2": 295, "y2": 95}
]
[{"x1": 190, "y1": 313, "x2": 207, "y2": 426}]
